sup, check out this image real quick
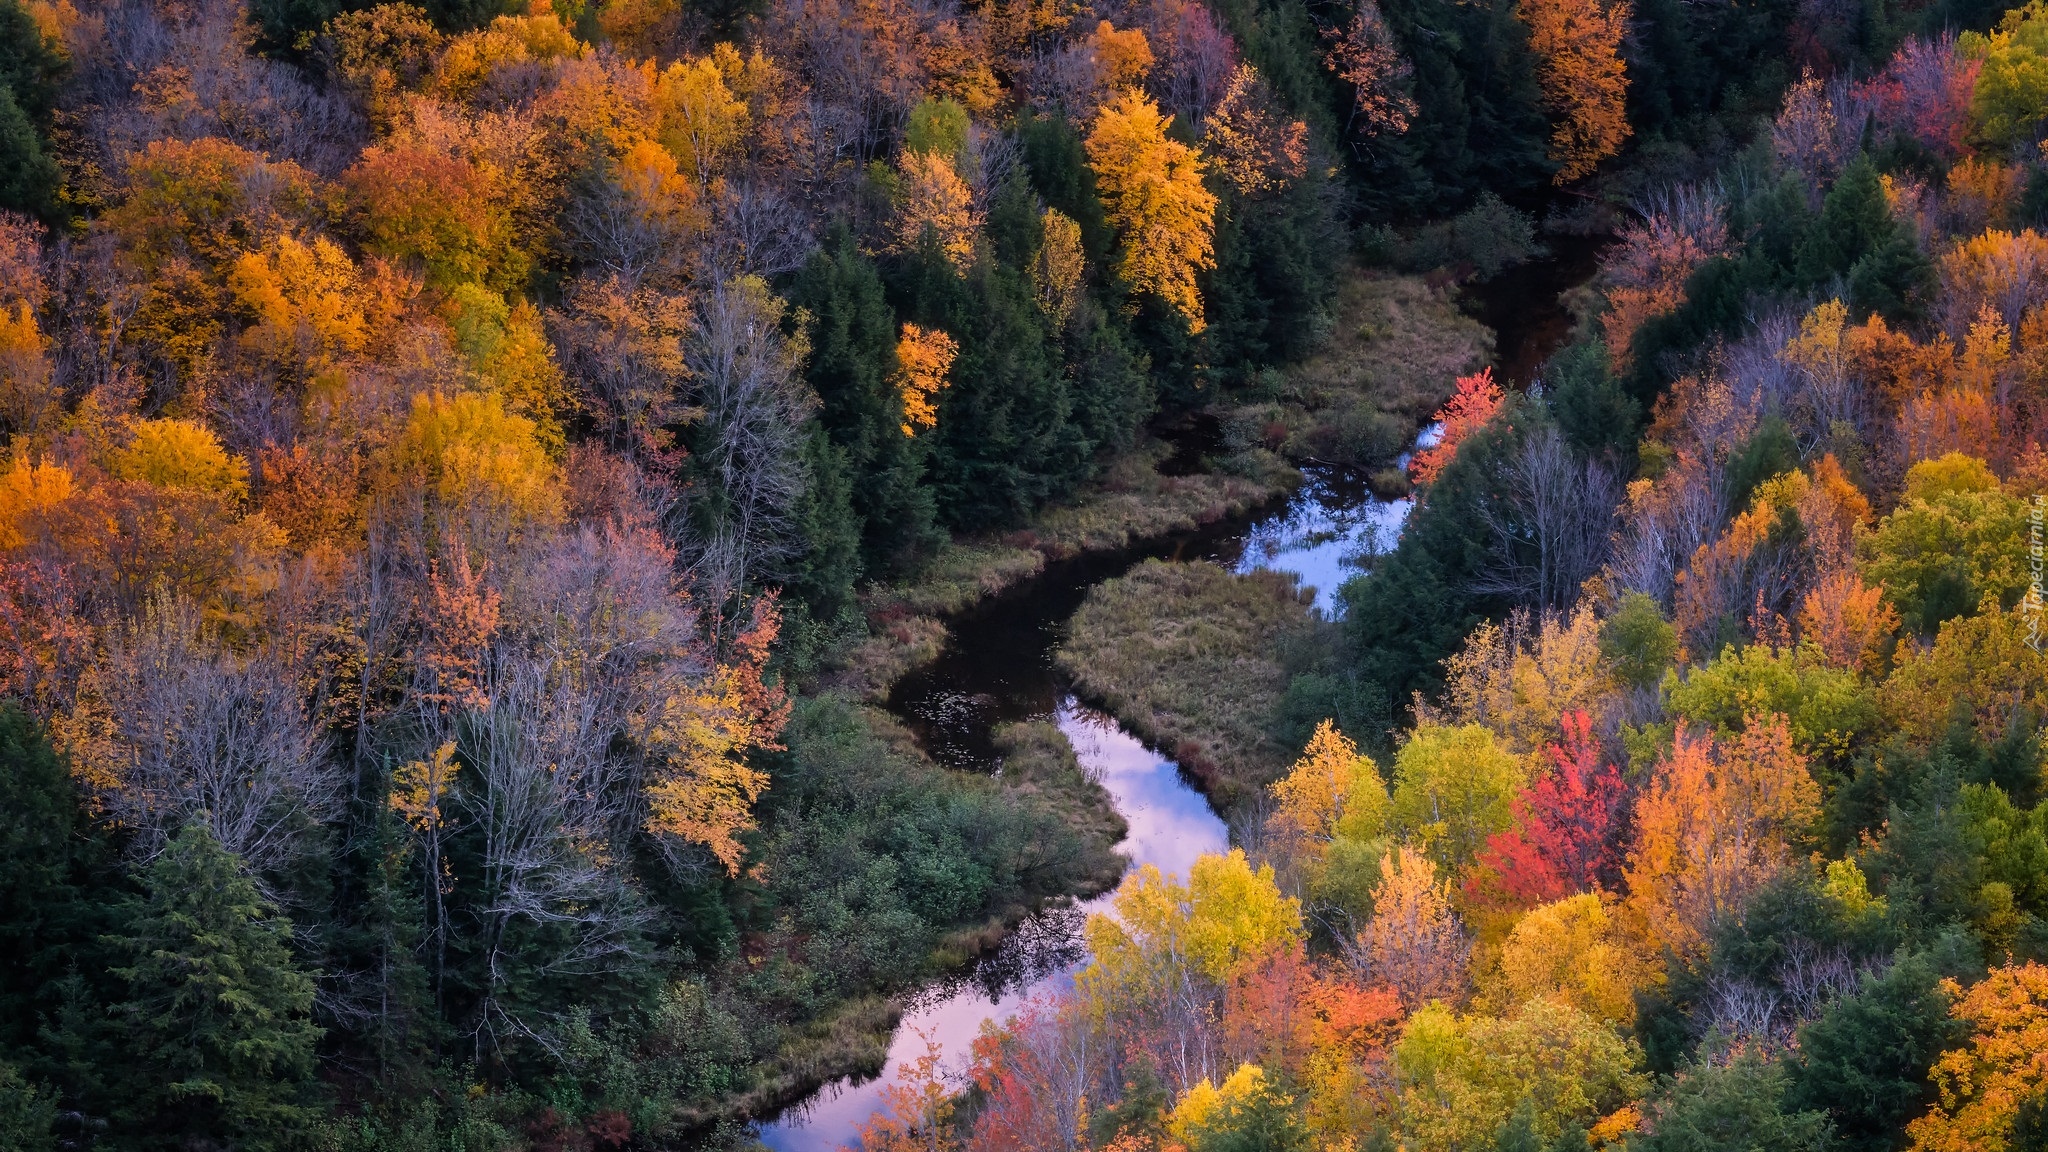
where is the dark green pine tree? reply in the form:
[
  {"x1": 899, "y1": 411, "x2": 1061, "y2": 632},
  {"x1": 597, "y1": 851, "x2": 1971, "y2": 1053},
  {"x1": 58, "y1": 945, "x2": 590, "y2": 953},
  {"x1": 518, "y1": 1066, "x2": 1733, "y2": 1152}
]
[
  {"x1": 1797, "y1": 157, "x2": 1900, "y2": 284},
  {"x1": 1492, "y1": 1098, "x2": 1544, "y2": 1152},
  {"x1": 1369, "y1": 0, "x2": 1553, "y2": 211},
  {"x1": 897, "y1": 234, "x2": 1092, "y2": 531},
  {"x1": 1786, "y1": 946, "x2": 1970, "y2": 1152},
  {"x1": 1631, "y1": 1054, "x2": 1833, "y2": 1152},
  {"x1": 0, "y1": 1063, "x2": 57, "y2": 1152},
  {"x1": 0, "y1": 703, "x2": 124, "y2": 1066},
  {"x1": 0, "y1": 0, "x2": 64, "y2": 221},
  {"x1": 784, "y1": 423, "x2": 864, "y2": 622},
  {"x1": 107, "y1": 822, "x2": 324, "y2": 1151},
  {"x1": 790, "y1": 226, "x2": 942, "y2": 577}
]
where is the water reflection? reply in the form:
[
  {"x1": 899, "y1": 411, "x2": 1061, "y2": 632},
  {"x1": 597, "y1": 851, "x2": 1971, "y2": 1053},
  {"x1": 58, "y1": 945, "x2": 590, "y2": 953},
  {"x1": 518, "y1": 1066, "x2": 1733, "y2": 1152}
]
[
  {"x1": 1229, "y1": 463, "x2": 1412, "y2": 613},
  {"x1": 763, "y1": 445, "x2": 1428, "y2": 1151},
  {"x1": 758, "y1": 700, "x2": 1228, "y2": 1152}
]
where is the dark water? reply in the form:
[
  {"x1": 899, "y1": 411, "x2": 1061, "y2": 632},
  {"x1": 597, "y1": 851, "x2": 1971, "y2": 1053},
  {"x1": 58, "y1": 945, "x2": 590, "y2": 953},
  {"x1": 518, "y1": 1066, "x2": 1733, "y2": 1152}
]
[
  {"x1": 758, "y1": 243, "x2": 1603, "y2": 1150},
  {"x1": 1462, "y1": 232, "x2": 1609, "y2": 386}
]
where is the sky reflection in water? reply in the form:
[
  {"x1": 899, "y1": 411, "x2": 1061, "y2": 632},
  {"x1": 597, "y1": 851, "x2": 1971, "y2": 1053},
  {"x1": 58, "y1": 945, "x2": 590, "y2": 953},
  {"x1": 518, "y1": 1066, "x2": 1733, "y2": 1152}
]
[{"x1": 761, "y1": 449, "x2": 1428, "y2": 1150}]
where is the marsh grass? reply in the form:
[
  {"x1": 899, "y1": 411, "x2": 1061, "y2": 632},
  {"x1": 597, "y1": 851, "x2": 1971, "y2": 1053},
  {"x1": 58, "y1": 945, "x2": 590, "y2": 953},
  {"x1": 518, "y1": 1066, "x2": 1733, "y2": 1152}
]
[
  {"x1": 992, "y1": 719, "x2": 1129, "y2": 874},
  {"x1": 827, "y1": 443, "x2": 1296, "y2": 700},
  {"x1": 1056, "y1": 559, "x2": 1318, "y2": 809},
  {"x1": 1214, "y1": 270, "x2": 1493, "y2": 474}
]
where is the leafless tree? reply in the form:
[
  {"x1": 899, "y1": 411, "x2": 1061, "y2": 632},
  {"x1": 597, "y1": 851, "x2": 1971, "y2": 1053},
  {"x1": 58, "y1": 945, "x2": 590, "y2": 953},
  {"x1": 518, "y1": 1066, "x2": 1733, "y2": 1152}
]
[
  {"x1": 460, "y1": 654, "x2": 654, "y2": 1061},
  {"x1": 679, "y1": 275, "x2": 817, "y2": 620},
  {"x1": 66, "y1": 0, "x2": 363, "y2": 180},
  {"x1": 561, "y1": 153, "x2": 699, "y2": 285},
  {"x1": 1474, "y1": 425, "x2": 1622, "y2": 609},
  {"x1": 707, "y1": 179, "x2": 819, "y2": 279},
  {"x1": 63, "y1": 590, "x2": 337, "y2": 889},
  {"x1": 1699, "y1": 974, "x2": 1788, "y2": 1049},
  {"x1": 962, "y1": 121, "x2": 1023, "y2": 215}
]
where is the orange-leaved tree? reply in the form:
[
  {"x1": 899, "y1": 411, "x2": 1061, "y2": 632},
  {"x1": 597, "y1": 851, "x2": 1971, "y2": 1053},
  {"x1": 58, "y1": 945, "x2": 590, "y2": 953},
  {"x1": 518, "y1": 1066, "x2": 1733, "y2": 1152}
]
[
  {"x1": 842, "y1": 1028, "x2": 961, "y2": 1152},
  {"x1": 1203, "y1": 64, "x2": 1308, "y2": 197},
  {"x1": 894, "y1": 322, "x2": 959, "y2": 436},
  {"x1": 1907, "y1": 962, "x2": 2048, "y2": 1152},
  {"x1": 893, "y1": 148, "x2": 982, "y2": 270},
  {"x1": 1323, "y1": 0, "x2": 1418, "y2": 136},
  {"x1": 1624, "y1": 715, "x2": 1819, "y2": 958},
  {"x1": 1350, "y1": 844, "x2": 1470, "y2": 1010},
  {"x1": 1084, "y1": 90, "x2": 1217, "y2": 332},
  {"x1": 1520, "y1": 0, "x2": 1632, "y2": 183},
  {"x1": 1409, "y1": 367, "x2": 1503, "y2": 486}
]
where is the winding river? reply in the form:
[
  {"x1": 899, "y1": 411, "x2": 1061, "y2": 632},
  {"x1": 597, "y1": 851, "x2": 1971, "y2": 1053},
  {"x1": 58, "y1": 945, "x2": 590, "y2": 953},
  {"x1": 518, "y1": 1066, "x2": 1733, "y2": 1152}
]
[{"x1": 758, "y1": 247, "x2": 1598, "y2": 1151}]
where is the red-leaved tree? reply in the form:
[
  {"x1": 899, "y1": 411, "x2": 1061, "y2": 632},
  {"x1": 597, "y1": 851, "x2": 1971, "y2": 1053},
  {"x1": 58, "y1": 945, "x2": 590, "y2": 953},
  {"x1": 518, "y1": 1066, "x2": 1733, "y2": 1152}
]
[
  {"x1": 1466, "y1": 710, "x2": 1629, "y2": 908},
  {"x1": 1409, "y1": 367, "x2": 1504, "y2": 486}
]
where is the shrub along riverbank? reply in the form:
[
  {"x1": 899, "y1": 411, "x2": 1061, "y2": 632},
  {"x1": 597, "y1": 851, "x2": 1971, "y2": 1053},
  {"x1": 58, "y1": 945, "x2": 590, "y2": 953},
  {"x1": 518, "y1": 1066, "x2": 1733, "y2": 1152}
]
[{"x1": 686, "y1": 693, "x2": 1127, "y2": 1130}]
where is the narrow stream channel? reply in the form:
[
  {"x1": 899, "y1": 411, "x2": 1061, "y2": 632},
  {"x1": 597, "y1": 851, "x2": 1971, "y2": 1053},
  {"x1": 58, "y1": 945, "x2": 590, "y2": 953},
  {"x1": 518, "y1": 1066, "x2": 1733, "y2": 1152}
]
[{"x1": 758, "y1": 246, "x2": 1600, "y2": 1151}]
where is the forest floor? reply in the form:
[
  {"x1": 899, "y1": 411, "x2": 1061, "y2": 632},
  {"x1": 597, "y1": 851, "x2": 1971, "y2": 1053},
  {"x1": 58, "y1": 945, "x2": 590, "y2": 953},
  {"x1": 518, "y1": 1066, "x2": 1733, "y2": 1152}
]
[{"x1": 1055, "y1": 559, "x2": 1320, "y2": 811}]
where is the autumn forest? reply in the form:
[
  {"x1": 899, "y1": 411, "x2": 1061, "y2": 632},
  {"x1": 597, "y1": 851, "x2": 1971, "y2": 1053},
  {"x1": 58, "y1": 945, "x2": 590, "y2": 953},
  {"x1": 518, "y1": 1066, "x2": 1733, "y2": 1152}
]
[{"x1": 0, "y1": 0, "x2": 2044, "y2": 1142}]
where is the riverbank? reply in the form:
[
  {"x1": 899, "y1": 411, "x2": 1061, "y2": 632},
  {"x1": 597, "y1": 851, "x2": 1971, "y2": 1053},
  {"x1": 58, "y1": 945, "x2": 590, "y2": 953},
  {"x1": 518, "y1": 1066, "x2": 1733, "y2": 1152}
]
[
  {"x1": 695, "y1": 694, "x2": 1128, "y2": 1135},
  {"x1": 820, "y1": 441, "x2": 1296, "y2": 703},
  {"x1": 1208, "y1": 270, "x2": 1493, "y2": 488},
  {"x1": 1056, "y1": 559, "x2": 1321, "y2": 810}
]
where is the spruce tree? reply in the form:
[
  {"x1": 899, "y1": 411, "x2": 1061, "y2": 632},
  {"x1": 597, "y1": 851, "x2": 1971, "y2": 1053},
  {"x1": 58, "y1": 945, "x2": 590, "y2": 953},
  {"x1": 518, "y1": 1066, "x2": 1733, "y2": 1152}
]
[
  {"x1": 108, "y1": 822, "x2": 323, "y2": 1151},
  {"x1": 791, "y1": 227, "x2": 941, "y2": 575},
  {"x1": 0, "y1": 702, "x2": 121, "y2": 1064}
]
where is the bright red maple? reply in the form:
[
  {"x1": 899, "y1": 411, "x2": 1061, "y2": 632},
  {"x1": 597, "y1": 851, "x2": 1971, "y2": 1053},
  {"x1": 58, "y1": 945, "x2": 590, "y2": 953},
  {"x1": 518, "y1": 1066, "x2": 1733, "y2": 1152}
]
[
  {"x1": 1466, "y1": 710, "x2": 1628, "y2": 907},
  {"x1": 1409, "y1": 366, "x2": 1504, "y2": 486}
]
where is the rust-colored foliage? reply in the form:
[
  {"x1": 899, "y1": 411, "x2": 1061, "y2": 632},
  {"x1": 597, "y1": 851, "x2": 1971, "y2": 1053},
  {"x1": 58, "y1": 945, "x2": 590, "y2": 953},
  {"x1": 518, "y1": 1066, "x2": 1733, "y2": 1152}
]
[
  {"x1": 1624, "y1": 716, "x2": 1818, "y2": 958},
  {"x1": 1409, "y1": 367, "x2": 1503, "y2": 486},
  {"x1": 1519, "y1": 0, "x2": 1632, "y2": 182},
  {"x1": 1908, "y1": 963, "x2": 2048, "y2": 1152},
  {"x1": 1323, "y1": 0, "x2": 1417, "y2": 136},
  {"x1": 894, "y1": 322, "x2": 959, "y2": 435}
]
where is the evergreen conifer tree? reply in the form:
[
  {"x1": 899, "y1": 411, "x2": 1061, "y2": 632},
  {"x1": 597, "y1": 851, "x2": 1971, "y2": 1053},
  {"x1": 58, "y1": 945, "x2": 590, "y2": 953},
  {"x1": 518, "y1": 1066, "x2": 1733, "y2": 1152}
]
[{"x1": 107, "y1": 822, "x2": 323, "y2": 1151}]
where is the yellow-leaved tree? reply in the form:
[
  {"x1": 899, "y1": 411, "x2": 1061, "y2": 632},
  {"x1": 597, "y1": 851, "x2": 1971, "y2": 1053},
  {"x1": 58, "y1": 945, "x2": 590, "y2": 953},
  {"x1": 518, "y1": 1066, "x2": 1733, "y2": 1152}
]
[
  {"x1": 382, "y1": 391, "x2": 564, "y2": 535},
  {"x1": 1391, "y1": 997, "x2": 1648, "y2": 1152},
  {"x1": 1481, "y1": 893, "x2": 1654, "y2": 1023},
  {"x1": 642, "y1": 598, "x2": 786, "y2": 875},
  {"x1": 1031, "y1": 208, "x2": 1086, "y2": 327},
  {"x1": 1084, "y1": 90, "x2": 1217, "y2": 331},
  {"x1": 893, "y1": 322, "x2": 958, "y2": 435},
  {"x1": 1079, "y1": 849, "x2": 1302, "y2": 1091},
  {"x1": 650, "y1": 53, "x2": 750, "y2": 180},
  {"x1": 112, "y1": 419, "x2": 251, "y2": 499},
  {"x1": 1267, "y1": 719, "x2": 1390, "y2": 894},
  {"x1": 893, "y1": 149, "x2": 981, "y2": 270},
  {"x1": 227, "y1": 234, "x2": 369, "y2": 376}
]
